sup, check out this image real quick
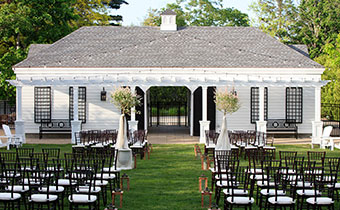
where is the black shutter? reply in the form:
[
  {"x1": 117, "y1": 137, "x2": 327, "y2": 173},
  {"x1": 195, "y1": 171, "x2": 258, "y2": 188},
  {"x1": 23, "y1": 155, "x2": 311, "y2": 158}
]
[
  {"x1": 286, "y1": 87, "x2": 303, "y2": 123},
  {"x1": 34, "y1": 87, "x2": 51, "y2": 123},
  {"x1": 250, "y1": 87, "x2": 268, "y2": 123},
  {"x1": 69, "y1": 87, "x2": 87, "y2": 123}
]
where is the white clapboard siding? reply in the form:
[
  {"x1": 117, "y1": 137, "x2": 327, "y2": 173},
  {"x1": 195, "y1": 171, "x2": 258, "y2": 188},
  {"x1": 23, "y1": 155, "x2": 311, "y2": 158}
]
[
  {"x1": 216, "y1": 87, "x2": 254, "y2": 131},
  {"x1": 23, "y1": 85, "x2": 315, "y2": 134},
  {"x1": 82, "y1": 86, "x2": 120, "y2": 131},
  {"x1": 216, "y1": 86, "x2": 314, "y2": 134},
  {"x1": 22, "y1": 86, "x2": 36, "y2": 133},
  {"x1": 22, "y1": 86, "x2": 121, "y2": 134}
]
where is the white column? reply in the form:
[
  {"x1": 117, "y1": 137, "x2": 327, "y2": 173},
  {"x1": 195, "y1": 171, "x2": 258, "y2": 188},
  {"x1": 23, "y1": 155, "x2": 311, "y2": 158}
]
[
  {"x1": 202, "y1": 86, "x2": 208, "y2": 121},
  {"x1": 314, "y1": 86, "x2": 321, "y2": 122},
  {"x1": 15, "y1": 86, "x2": 25, "y2": 143},
  {"x1": 144, "y1": 90, "x2": 148, "y2": 131},
  {"x1": 312, "y1": 86, "x2": 323, "y2": 148},
  {"x1": 16, "y1": 86, "x2": 22, "y2": 121},
  {"x1": 259, "y1": 86, "x2": 264, "y2": 122},
  {"x1": 128, "y1": 86, "x2": 138, "y2": 132},
  {"x1": 190, "y1": 91, "x2": 194, "y2": 136},
  {"x1": 200, "y1": 86, "x2": 210, "y2": 143},
  {"x1": 71, "y1": 86, "x2": 81, "y2": 144},
  {"x1": 256, "y1": 86, "x2": 267, "y2": 133},
  {"x1": 73, "y1": 86, "x2": 79, "y2": 121}
]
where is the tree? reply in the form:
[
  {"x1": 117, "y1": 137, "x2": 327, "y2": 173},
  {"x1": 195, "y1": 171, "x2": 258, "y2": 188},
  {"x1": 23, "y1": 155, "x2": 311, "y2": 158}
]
[
  {"x1": 0, "y1": 0, "x2": 77, "y2": 102},
  {"x1": 294, "y1": 0, "x2": 340, "y2": 58},
  {"x1": 104, "y1": 0, "x2": 129, "y2": 26},
  {"x1": 0, "y1": 0, "x2": 130, "y2": 102},
  {"x1": 71, "y1": 0, "x2": 111, "y2": 27},
  {"x1": 142, "y1": 0, "x2": 249, "y2": 27},
  {"x1": 0, "y1": 48, "x2": 26, "y2": 103},
  {"x1": 250, "y1": 0, "x2": 298, "y2": 43},
  {"x1": 317, "y1": 34, "x2": 340, "y2": 104}
]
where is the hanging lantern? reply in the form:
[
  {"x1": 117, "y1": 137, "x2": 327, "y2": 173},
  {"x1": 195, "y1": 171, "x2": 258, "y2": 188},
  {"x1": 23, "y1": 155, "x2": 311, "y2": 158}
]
[{"x1": 101, "y1": 87, "x2": 107, "y2": 101}]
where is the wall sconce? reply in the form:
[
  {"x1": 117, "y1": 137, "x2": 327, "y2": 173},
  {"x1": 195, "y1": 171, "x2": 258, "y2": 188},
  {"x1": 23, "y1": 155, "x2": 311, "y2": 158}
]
[{"x1": 101, "y1": 87, "x2": 107, "y2": 101}]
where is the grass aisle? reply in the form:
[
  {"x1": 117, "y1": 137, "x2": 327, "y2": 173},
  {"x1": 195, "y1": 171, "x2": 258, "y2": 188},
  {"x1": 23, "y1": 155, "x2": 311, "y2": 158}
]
[{"x1": 121, "y1": 144, "x2": 207, "y2": 210}]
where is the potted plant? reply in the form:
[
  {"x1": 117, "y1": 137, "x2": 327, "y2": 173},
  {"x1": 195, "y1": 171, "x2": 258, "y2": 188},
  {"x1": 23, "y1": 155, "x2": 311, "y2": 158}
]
[
  {"x1": 111, "y1": 87, "x2": 141, "y2": 169},
  {"x1": 214, "y1": 88, "x2": 240, "y2": 150}
]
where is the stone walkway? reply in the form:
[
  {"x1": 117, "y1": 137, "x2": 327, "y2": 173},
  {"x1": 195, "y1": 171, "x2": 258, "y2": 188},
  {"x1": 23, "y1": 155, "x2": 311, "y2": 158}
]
[{"x1": 2, "y1": 127, "x2": 312, "y2": 145}]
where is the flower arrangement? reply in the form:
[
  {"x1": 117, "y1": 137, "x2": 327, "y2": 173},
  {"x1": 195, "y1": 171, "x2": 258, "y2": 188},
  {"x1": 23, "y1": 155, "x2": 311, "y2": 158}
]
[
  {"x1": 111, "y1": 87, "x2": 141, "y2": 115},
  {"x1": 214, "y1": 88, "x2": 241, "y2": 115}
]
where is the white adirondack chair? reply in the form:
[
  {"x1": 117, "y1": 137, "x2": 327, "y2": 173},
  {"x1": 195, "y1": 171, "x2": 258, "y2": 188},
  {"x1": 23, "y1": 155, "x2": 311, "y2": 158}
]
[
  {"x1": 320, "y1": 126, "x2": 340, "y2": 151},
  {"x1": 0, "y1": 124, "x2": 23, "y2": 150}
]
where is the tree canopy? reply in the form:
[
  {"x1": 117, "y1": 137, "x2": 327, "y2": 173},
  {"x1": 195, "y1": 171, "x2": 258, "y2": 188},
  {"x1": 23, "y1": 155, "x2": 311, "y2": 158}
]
[
  {"x1": 250, "y1": 0, "x2": 298, "y2": 43},
  {"x1": 0, "y1": 0, "x2": 128, "y2": 102},
  {"x1": 143, "y1": 0, "x2": 249, "y2": 27},
  {"x1": 295, "y1": 0, "x2": 340, "y2": 59},
  {"x1": 317, "y1": 34, "x2": 340, "y2": 104}
]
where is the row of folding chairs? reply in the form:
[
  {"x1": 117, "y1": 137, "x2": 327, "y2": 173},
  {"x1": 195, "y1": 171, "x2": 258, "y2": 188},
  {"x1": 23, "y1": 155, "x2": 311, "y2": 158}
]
[
  {"x1": 204, "y1": 130, "x2": 275, "y2": 157},
  {"x1": 75, "y1": 129, "x2": 118, "y2": 147},
  {"x1": 212, "y1": 150, "x2": 340, "y2": 210},
  {"x1": 0, "y1": 147, "x2": 119, "y2": 210}
]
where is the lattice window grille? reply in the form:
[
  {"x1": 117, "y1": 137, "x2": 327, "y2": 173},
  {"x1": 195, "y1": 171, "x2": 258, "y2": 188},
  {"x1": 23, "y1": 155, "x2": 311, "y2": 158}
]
[
  {"x1": 69, "y1": 87, "x2": 86, "y2": 123},
  {"x1": 286, "y1": 87, "x2": 303, "y2": 123},
  {"x1": 34, "y1": 87, "x2": 51, "y2": 123},
  {"x1": 250, "y1": 87, "x2": 268, "y2": 123}
]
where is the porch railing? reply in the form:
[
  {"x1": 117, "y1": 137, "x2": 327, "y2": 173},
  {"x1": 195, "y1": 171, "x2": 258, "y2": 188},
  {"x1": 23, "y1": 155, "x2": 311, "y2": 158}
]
[
  {"x1": 321, "y1": 103, "x2": 340, "y2": 136},
  {"x1": 148, "y1": 102, "x2": 188, "y2": 127}
]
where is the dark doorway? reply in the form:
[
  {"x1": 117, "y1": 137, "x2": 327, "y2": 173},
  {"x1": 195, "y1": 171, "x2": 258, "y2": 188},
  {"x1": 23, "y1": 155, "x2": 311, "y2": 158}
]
[
  {"x1": 148, "y1": 87, "x2": 189, "y2": 127},
  {"x1": 136, "y1": 87, "x2": 144, "y2": 130},
  {"x1": 193, "y1": 87, "x2": 216, "y2": 136}
]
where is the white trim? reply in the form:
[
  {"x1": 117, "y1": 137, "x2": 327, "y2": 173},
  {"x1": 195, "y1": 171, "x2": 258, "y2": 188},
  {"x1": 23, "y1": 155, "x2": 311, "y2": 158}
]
[
  {"x1": 202, "y1": 86, "x2": 208, "y2": 121},
  {"x1": 8, "y1": 76, "x2": 328, "y2": 88},
  {"x1": 13, "y1": 67, "x2": 324, "y2": 75},
  {"x1": 314, "y1": 87, "x2": 321, "y2": 122}
]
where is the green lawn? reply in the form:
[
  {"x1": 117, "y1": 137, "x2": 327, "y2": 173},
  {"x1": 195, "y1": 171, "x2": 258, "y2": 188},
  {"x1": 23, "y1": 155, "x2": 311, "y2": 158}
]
[{"x1": 4, "y1": 144, "x2": 340, "y2": 209}]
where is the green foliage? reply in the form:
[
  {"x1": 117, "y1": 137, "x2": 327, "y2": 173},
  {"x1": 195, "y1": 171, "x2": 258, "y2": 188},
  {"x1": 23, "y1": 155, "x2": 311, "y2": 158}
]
[
  {"x1": 295, "y1": 0, "x2": 340, "y2": 58},
  {"x1": 0, "y1": 0, "x2": 129, "y2": 102},
  {"x1": 0, "y1": 47, "x2": 26, "y2": 103},
  {"x1": 150, "y1": 87, "x2": 188, "y2": 103},
  {"x1": 0, "y1": 0, "x2": 77, "y2": 102},
  {"x1": 104, "y1": 0, "x2": 128, "y2": 26},
  {"x1": 71, "y1": 0, "x2": 111, "y2": 27},
  {"x1": 250, "y1": 0, "x2": 298, "y2": 43},
  {"x1": 317, "y1": 34, "x2": 340, "y2": 105},
  {"x1": 142, "y1": 0, "x2": 249, "y2": 27}
]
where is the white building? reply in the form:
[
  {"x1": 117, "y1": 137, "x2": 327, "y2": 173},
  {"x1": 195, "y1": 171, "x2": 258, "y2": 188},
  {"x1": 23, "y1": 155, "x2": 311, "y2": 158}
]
[{"x1": 10, "y1": 10, "x2": 326, "y2": 144}]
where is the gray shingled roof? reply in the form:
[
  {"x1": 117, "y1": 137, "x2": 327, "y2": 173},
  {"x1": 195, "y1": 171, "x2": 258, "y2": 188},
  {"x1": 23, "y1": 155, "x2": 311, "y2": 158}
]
[
  {"x1": 288, "y1": 45, "x2": 310, "y2": 58},
  {"x1": 27, "y1": 44, "x2": 51, "y2": 58},
  {"x1": 161, "y1": 9, "x2": 177, "y2": 15},
  {"x1": 15, "y1": 26, "x2": 323, "y2": 69}
]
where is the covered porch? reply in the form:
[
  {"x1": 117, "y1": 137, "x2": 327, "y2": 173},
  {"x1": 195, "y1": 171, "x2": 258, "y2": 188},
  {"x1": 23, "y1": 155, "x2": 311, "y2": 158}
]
[{"x1": 9, "y1": 70, "x2": 327, "y2": 145}]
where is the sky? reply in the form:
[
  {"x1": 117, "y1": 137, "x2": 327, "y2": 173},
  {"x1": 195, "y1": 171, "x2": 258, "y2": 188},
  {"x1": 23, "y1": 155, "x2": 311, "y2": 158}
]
[{"x1": 118, "y1": 0, "x2": 256, "y2": 26}]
